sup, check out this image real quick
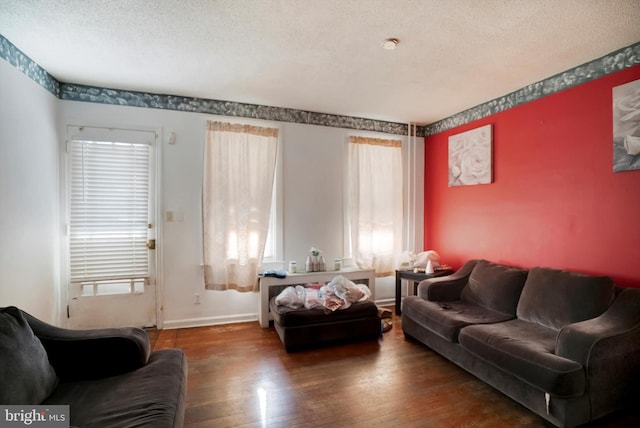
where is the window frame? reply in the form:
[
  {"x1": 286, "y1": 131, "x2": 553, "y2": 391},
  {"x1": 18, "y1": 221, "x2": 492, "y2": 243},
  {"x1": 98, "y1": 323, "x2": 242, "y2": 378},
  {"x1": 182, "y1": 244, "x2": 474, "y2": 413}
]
[{"x1": 262, "y1": 130, "x2": 283, "y2": 264}]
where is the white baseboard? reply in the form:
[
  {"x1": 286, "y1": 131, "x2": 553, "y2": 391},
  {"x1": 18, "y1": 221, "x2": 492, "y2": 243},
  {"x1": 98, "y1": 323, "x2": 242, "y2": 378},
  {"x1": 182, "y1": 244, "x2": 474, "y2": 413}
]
[
  {"x1": 161, "y1": 298, "x2": 395, "y2": 330},
  {"x1": 162, "y1": 312, "x2": 258, "y2": 330},
  {"x1": 374, "y1": 298, "x2": 395, "y2": 307}
]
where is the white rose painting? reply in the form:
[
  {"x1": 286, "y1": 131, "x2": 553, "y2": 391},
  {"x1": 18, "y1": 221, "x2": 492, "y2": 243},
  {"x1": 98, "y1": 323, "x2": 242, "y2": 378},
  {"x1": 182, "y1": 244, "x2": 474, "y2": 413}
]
[
  {"x1": 448, "y1": 124, "x2": 492, "y2": 187},
  {"x1": 613, "y1": 78, "x2": 640, "y2": 173}
]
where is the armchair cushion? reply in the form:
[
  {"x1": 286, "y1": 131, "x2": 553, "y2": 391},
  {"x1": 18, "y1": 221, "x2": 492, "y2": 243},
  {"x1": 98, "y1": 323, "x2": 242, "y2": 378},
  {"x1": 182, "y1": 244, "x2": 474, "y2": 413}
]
[
  {"x1": 0, "y1": 306, "x2": 58, "y2": 404},
  {"x1": 43, "y1": 349, "x2": 187, "y2": 428}
]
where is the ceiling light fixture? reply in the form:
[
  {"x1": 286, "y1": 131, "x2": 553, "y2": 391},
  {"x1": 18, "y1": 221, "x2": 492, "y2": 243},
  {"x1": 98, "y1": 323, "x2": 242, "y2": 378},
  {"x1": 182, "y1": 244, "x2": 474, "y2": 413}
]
[{"x1": 382, "y1": 38, "x2": 399, "y2": 50}]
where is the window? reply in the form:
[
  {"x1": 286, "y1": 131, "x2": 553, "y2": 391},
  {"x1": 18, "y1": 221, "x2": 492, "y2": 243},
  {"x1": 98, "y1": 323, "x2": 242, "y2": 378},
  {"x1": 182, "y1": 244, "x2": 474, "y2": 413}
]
[
  {"x1": 67, "y1": 129, "x2": 154, "y2": 296},
  {"x1": 202, "y1": 121, "x2": 279, "y2": 291},
  {"x1": 347, "y1": 136, "x2": 403, "y2": 276}
]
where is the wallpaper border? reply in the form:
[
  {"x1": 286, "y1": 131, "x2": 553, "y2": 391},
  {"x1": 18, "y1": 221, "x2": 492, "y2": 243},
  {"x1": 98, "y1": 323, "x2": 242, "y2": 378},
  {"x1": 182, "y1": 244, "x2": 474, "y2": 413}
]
[
  {"x1": 420, "y1": 42, "x2": 640, "y2": 136},
  {"x1": 2, "y1": 33, "x2": 639, "y2": 138},
  {"x1": 58, "y1": 83, "x2": 409, "y2": 135},
  {"x1": 0, "y1": 34, "x2": 59, "y2": 97}
]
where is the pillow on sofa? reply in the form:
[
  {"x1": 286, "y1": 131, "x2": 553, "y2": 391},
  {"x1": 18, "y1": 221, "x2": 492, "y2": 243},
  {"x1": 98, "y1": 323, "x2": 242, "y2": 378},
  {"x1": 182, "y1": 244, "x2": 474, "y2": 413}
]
[
  {"x1": 461, "y1": 260, "x2": 528, "y2": 315},
  {"x1": 516, "y1": 267, "x2": 615, "y2": 330},
  {"x1": 0, "y1": 306, "x2": 58, "y2": 404}
]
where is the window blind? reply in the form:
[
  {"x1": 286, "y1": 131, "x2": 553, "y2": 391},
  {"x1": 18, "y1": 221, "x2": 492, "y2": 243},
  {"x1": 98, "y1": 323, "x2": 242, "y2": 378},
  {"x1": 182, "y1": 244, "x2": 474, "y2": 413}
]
[{"x1": 69, "y1": 140, "x2": 150, "y2": 284}]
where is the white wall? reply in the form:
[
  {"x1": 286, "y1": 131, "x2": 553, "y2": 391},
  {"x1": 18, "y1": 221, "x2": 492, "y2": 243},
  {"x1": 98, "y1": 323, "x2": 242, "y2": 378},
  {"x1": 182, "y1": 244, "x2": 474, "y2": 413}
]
[
  {"x1": 61, "y1": 100, "x2": 421, "y2": 327},
  {"x1": 0, "y1": 60, "x2": 60, "y2": 323}
]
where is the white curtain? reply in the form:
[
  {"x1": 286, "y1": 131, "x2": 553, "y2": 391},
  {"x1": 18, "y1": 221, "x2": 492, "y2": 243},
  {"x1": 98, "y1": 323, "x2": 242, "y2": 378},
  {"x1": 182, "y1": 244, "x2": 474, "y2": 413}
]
[
  {"x1": 203, "y1": 121, "x2": 278, "y2": 291},
  {"x1": 348, "y1": 136, "x2": 403, "y2": 277}
]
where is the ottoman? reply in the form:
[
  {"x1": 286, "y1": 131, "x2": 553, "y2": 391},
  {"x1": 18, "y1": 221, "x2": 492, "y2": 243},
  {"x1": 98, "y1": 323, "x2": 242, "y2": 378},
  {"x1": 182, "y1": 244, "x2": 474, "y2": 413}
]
[{"x1": 269, "y1": 298, "x2": 381, "y2": 352}]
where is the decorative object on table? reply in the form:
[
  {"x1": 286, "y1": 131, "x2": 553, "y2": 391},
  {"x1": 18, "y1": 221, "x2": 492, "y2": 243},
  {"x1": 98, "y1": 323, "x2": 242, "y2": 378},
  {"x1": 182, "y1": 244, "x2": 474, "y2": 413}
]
[
  {"x1": 613, "y1": 77, "x2": 640, "y2": 172},
  {"x1": 334, "y1": 258, "x2": 342, "y2": 271},
  {"x1": 448, "y1": 124, "x2": 492, "y2": 186},
  {"x1": 306, "y1": 247, "x2": 325, "y2": 272},
  {"x1": 425, "y1": 259, "x2": 434, "y2": 274},
  {"x1": 399, "y1": 250, "x2": 441, "y2": 270},
  {"x1": 409, "y1": 250, "x2": 440, "y2": 273},
  {"x1": 288, "y1": 261, "x2": 297, "y2": 273}
]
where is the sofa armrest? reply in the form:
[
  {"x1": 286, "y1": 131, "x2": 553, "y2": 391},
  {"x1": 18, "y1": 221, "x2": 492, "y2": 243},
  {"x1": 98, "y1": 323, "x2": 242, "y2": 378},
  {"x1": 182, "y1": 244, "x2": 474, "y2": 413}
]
[
  {"x1": 556, "y1": 287, "x2": 640, "y2": 364},
  {"x1": 555, "y1": 287, "x2": 640, "y2": 416},
  {"x1": 23, "y1": 311, "x2": 151, "y2": 382},
  {"x1": 417, "y1": 259, "x2": 478, "y2": 301}
]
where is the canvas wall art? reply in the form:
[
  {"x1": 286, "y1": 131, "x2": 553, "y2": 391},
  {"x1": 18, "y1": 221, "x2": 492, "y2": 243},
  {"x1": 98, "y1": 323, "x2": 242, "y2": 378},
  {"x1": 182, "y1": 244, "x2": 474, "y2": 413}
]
[
  {"x1": 613, "y1": 78, "x2": 640, "y2": 173},
  {"x1": 448, "y1": 124, "x2": 492, "y2": 187}
]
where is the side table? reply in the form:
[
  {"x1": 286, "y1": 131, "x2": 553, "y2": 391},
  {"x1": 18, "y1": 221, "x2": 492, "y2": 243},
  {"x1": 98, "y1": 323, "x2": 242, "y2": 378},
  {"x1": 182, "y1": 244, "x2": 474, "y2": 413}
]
[{"x1": 395, "y1": 269, "x2": 453, "y2": 315}]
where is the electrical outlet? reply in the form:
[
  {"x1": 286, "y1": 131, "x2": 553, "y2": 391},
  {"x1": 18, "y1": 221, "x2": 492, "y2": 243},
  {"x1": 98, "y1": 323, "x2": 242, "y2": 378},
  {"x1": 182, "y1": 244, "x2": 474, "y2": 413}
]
[{"x1": 194, "y1": 293, "x2": 201, "y2": 304}]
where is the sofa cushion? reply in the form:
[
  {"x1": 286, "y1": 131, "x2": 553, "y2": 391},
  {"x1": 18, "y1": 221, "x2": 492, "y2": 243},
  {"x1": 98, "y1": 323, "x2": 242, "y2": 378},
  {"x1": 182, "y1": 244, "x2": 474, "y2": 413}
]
[
  {"x1": 0, "y1": 306, "x2": 58, "y2": 404},
  {"x1": 44, "y1": 349, "x2": 187, "y2": 428},
  {"x1": 461, "y1": 260, "x2": 528, "y2": 316},
  {"x1": 401, "y1": 296, "x2": 513, "y2": 343},
  {"x1": 516, "y1": 267, "x2": 615, "y2": 330},
  {"x1": 459, "y1": 320, "x2": 585, "y2": 398}
]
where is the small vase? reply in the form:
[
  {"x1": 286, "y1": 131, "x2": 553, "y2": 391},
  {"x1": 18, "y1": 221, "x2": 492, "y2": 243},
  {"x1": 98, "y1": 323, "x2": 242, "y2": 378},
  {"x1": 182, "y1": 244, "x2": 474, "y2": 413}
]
[
  {"x1": 306, "y1": 256, "x2": 313, "y2": 272},
  {"x1": 319, "y1": 256, "x2": 325, "y2": 271},
  {"x1": 426, "y1": 259, "x2": 434, "y2": 274}
]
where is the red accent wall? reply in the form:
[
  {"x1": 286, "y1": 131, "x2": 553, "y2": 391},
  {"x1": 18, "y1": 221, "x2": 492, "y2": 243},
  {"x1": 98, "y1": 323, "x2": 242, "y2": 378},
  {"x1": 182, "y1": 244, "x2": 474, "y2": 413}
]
[{"x1": 424, "y1": 65, "x2": 640, "y2": 286}]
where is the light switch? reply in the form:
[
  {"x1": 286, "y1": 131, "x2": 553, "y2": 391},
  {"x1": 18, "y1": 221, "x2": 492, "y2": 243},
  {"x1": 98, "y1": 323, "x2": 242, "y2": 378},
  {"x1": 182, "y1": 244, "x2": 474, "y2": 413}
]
[
  {"x1": 166, "y1": 211, "x2": 174, "y2": 222},
  {"x1": 168, "y1": 132, "x2": 176, "y2": 144}
]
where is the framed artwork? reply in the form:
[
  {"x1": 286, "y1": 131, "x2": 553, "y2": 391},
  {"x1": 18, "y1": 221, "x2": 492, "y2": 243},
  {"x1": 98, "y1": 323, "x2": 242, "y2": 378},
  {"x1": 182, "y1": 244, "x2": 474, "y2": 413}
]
[
  {"x1": 448, "y1": 124, "x2": 492, "y2": 187},
  {"x1": 613, "y1": 78, "x2": 640, "y2": 172}
]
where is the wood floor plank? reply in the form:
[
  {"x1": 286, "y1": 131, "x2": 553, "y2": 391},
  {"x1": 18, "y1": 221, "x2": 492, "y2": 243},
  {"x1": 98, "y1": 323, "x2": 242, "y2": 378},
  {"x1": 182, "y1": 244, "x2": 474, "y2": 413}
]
[{"x1": 151, "y1": 308, "x2": 640, "y2": 428}]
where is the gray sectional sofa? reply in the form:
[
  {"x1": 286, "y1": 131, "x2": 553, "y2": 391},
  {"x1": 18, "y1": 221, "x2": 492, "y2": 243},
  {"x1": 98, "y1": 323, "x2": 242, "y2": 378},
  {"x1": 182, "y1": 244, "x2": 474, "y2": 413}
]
[
  {"x1": 401, "y1": 259, "x2": 640, "y2": 428},
  {"x1": 0, "y1": 307, "x2": 187, "y2": 428}
]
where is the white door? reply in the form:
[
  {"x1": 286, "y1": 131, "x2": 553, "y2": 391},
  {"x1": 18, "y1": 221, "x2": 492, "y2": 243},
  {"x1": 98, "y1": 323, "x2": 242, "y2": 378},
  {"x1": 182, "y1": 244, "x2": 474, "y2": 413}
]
[{"x1": 66, "y1": 126, "x2": 157, "y2": 329}]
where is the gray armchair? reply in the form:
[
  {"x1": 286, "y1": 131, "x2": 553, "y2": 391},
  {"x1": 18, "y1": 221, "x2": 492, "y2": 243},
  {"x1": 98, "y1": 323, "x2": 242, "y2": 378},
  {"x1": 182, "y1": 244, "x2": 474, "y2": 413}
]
[{"x1": 0, "y1": 306, "x2": 187, "y2": 428}]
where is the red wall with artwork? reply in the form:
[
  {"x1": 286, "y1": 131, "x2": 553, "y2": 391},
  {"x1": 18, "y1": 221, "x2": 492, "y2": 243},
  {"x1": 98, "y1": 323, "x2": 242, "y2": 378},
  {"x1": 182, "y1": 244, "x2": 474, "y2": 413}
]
[{"x1": 424, "y1": 65, "x2": 640, "y2": 286}]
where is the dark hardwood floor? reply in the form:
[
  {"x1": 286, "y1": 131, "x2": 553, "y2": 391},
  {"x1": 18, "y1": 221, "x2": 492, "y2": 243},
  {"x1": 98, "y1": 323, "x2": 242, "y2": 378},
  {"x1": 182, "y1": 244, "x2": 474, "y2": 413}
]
[{"x1": 150, "y1": 308, "x2": 639, "y2": 428}]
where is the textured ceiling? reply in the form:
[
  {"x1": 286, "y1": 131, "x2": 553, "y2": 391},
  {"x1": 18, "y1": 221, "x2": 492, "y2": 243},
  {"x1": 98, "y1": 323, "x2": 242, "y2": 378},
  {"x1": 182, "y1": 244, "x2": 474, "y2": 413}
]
[{"x1": 1, "y1": 0, "x2": 639, "y2": 124}]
